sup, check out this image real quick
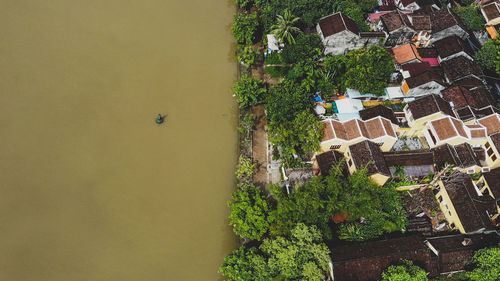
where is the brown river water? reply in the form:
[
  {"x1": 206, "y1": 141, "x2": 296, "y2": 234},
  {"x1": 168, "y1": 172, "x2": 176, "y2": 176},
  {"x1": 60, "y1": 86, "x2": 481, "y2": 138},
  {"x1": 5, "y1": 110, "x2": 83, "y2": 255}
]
[{"x1": 0, "y1": 0, "x2": 237, "y2": 280}]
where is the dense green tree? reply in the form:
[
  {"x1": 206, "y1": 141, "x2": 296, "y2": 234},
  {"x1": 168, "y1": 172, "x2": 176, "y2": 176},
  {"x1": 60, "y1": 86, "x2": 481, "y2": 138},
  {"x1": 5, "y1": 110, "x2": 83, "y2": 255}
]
[
  {"x1": 280, "y1": 34, "x2": 323, "y2": 64},
  {"x1": 237, "y1": 44, "x2": 259, "y2": 67},
  {"x1": 219, "y1": 246, "x2": 271, "y2": 281},
  {"x1": 270, "y1": 9, "x2": 302, "y2": 45},
  {"x1": 260, "y1": 223, "x2": 331, "y2": 280},
  {"x1": 232, "y1": 13, "x2": 259, "y2": 45},
  {"x1": 357, "y1": 0, "x2": 379, "y2": 12},
  {"x1": 454, "y1": 6, "x2": 485, "y2": 31},
  {"x1": 265, "y1": 79, "x2": 314, "y2": 124},
  {"x1": 287, "y1": 59, "x2": 335, "y2": 94},
  {"x1": 228, "y1": 185, "x2": 274, "y2": 240},
  {"x1": 255, "y1": 0, "x2": 337, "y2": 31},
  {"x1": 268, "y1": 110, "x2": 324, "y2": 163},
  {"x1": 474, "y1": 39, "x2": 500, "y2": 72},
  {"x1": 235, "y1": 0, "x2": 253, "y2": 10},
  {"x1": 344, "y1": 46, "x2": 395, "y2": 96},
  {"x1": 233, "y1": 74, "x2": 266, "y2": 108},
  {"x1": 380, "y1": 260, "x2": 429, "y2": 281},
  {"x1": 334, "y1": 0, "x2": 370, "y2": 31},
  {"x1": 324, "y1": 53, "x2": 348, "y2": 94},
  {"x1": 235, "y1": 155, "x2": 255, "y2": 185},
  {"x1": 461, "y1": 246, "x2": 500, "y2": 281}
]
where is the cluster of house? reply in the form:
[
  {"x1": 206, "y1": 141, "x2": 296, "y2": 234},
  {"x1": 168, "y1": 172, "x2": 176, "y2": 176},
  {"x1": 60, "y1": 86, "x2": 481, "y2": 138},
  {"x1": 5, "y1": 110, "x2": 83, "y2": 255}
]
[{"x1": 308, "y1": 2, "x2": 500, "y2": 280}]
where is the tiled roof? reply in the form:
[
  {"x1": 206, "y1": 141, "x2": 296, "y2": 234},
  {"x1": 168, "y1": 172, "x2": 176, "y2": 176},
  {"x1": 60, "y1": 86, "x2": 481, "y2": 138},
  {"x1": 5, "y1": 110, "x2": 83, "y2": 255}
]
[
  {"x1": 490, "y1": 132, "x2": 500, "y2": 152},
  {"x1": 477, "y1": 114, "x2": 500, "y2": 135},
  {"x1": 454, "y1": 106, "x2": 500, "y2": 122},
  {"x1": 441, "y1": 56, "x2": 483, "y2": 82},
  {"x1": 432, "y1": 143, "x2": 481, "y2": 169},
  {"x1": 316, "y1": 150, "x2": 345, "y2": 176},
  {"x1": 417, "y1": 47, "x2": 438, "y2": 58},
  {"x1": 441, "y1": 172, "x2": 497, "y2": 233},
  {"x1": 406, "y1": 70, "x2": 444, "y2": 88},
  {"x1": 383, "y1": 150, "x2": 434, "y2": 166},
  {"x1": 431, "y1": 8, "x2": 466, "y2": 33},
  {"x1": 483, "y1": 168, "x2": 500, "y2": 198},
  {"x1": 393, "y1": 43, "x2": 422, "y2": 64},
  {"x1": 407, "y1": 94, "x2": 454, "y2": 120},
  {"x1": 411, "y1": 15, "x2": 432, "y2": 30},
  {"x1": 453, "y1": 76, "x2": 485, "y2": 89},
  {"x1": 349, "y1": 140, "x2": 390, "y2": 176},
  {"x1": 401, "y1": 62, "x2": 432, "y2": 76},
  {"x1": 318, "y1": 12, "x2": 359, "y2": 37},
  {"x1": 322, "y1": 117, "x2": 397, "y2": 143},
  {"x1": 380, "y1": 10, "x2": 413, "y2": 32},
  {"x1": 431, "y1": 117, "x2": 459, "y2": 141},
  {"x1": 359, "y1": 104, "x2": 398, "y2": 124},
  {"x1": 441, "y1": 86, "x2": 474, "y2": 108},
  {"x1": 482, "y1": 2, "x2": 500, "y2": 22},
  {"x1": 434, "y1": 36, "x2": 473, "y2": 59}
]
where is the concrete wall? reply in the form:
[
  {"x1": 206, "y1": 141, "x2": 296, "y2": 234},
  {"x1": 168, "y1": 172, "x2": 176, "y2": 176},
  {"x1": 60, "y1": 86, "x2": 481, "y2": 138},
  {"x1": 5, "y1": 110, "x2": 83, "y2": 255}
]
[
  {"x1": 407, "y1": 82, "x2": 446, "y2": 98},
  {"x1": 432, "y1": 26, "x2": 468, "y2": 42}
]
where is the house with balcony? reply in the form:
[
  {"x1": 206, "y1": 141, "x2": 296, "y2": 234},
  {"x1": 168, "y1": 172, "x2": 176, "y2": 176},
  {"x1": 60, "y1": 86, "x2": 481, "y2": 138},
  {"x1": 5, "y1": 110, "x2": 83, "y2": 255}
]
[
  {"x1": 403, "y1": 94, "x2": 454, "y2": 136},
  {"x1": 423, "y1": 116, "x2": 488, "y2": 148}
]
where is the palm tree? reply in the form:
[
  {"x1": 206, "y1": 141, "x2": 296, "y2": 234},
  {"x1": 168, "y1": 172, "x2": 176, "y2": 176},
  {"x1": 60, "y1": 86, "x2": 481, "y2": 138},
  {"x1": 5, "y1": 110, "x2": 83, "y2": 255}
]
[{"x1": 270, "y1": 10, "x2": 302, "y2": 45}]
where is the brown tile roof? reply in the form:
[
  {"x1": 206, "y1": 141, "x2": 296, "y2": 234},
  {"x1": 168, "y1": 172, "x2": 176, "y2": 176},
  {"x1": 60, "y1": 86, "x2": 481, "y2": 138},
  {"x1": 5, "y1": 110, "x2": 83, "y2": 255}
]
[
  {"x1": 483, "y1": 168, "x2": 500, "y2": 198},
  {"x1": 316, "y1": 150, "x2": 345, "y2": 176},
  {"x1": 380, "y1": 10, "x2": 413, "y2": 32},
  {"x1": 349, "y1": 140, "x2": 390, "y2": 176},
  {"x1": 318, "y1": 12, "x2": 359, "y2": 37},
  {"x1": 441, "y1": 172, "x2": 496, "y2": 233},
  {"x1": 431, "y1": 117, "x2": 458, "y2": 141},
  {"x1": 323, "y1": 117, "x2": 397, "y2": 143},
  {"x1": 411, "y1": 15, "x2": 432, "y2": 30},
  {"x1": 468, "y1": 87, "x2": 493, "y2": 108},
  {"x1": 357, "y1": 119, "x2": 370, "y2": 138},
  {"x1": 441, "y1": 86, "x2": 491, "y2": 109},
  {"x1": 408, "y1": 94, "x2": 454, "y2": 120},
  {"x1": 393, "y1": 43, "x2": 423, "y2": 64},
  {"x1": 441, "y1": 56, "x2": 483, "y2": 82},
  {"x1": 383, "y1": 150, "x2": 434, "y2": 166},
  {"x1": 345, "y1": 119, "x2": 362, "y2": 139},
  {"x1": 466, "y1": 124, "x2": 487, "y2": 138},
  {"x1": 452, "y1": 118, "x2": 468, "y2": 137},
  {"x1": 401, "y1": 62, "x2": 432, "y2": 76},
  {"x1": 454, "y1": 105, "x2": 500, "y2": 122},
  {"x1": 359, "y1": 31, "x2": 386, "y2": 37},
  {"x1": 406, "y1": 70, "x2": 444, "y2": 88},
  {"x1": 322, "y1": 120, "x2": 335, "y2": 141},
  {"x1": 359, "y1": 105, "x2": 398, "y2": 124},
  {"x1": 482, "y1": 2, "x2": 500, "y2": 22},
  {"x1": 431, "y1": 8, "x2": 466, "y2": 33},
  {"x1": 332, "y1": 120, "x2": 348, "y2": 139},
  {"x1": 490, "y1": 132, "x2": 500, "y2": 152},
  {"x1": 478, "y1": 114, "x2": 500, "y2": 135},
  {"x1": 417, "y1": 47, "x2": 438, "y2": 58},
  {"x1": 382, "y1": 119, "x2": 396, "y2": 137},
  {"x1": 435, "y1": 36, "x2": 473, "y2": 59},
  {"x1": 331, "y1": 236, "x2": 432, "y2": 281},
  {"x1": 453, "y1": 76, "x2": 485, "y2": 89}
]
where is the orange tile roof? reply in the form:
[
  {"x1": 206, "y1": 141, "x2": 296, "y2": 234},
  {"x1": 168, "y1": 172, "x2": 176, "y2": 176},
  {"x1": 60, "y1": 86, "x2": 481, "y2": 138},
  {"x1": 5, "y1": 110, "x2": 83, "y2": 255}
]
[
  {"x1": 478, "y1": 114, "x2": 500, "y2": 135},
  {"x1": 393, "y1": 43, "x2": 422, "y2": 64},
  {"x1": 431, "y1": 117, "x2": 458, "y2": 141}
]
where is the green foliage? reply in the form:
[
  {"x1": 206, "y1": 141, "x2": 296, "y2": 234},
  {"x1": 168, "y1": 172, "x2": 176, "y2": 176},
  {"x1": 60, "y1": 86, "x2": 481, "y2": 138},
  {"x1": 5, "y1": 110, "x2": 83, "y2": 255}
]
[
  {"x1": 268, "y1": 110, "x2": 324, "y2": 163},
  {"x1": 336, "y1": 171, "x2": 408, "y2": 241},
  {"x1": 233, "y1": 74, "x2": 267, "y2": 108},
  {"x1": 235, "y1": 0, "x2": 253, "y2": 10},
  {"x1": 237, "y1": 44, "x2": 259, "y2": 67},
  {"x1": 219, "y1": 224, "x2": 331, "y2": 281},
  {"x1": 474, "y1": 40, "x2": 500, "y2": 72},
  {"x1": 324, "y1": 53, "x2": 348, "y2": 94},
  {"x1": 219, "y1": 246, "x2": 271, "y2": 281},
  {"x1": 232, "y1": 13, "x2": 259, "y2": 45},
  {"x1": 256, "y1": 0, "x2": 337, "y2": 31},
  {"x1": 270, "y1": 9, "x2": 302, "y2": 45},
  {"x1": 461, "y1": 246, "x2": 500, "y2": 281},
  {"x1": 343, "y1": 46, "x2": 395, "y2": 96},
  {"x1": 357, "y1": 0, "x2": 379, "y2": 12},
  {"x1": 454, "y1": 6, "x2": 485, "y2": 31},
  {"x1": 264, "y1": 65, "x2": 289, "y2": 77},
  {"x1": 280, "y1": 34, "x2": 323, "y2": 64},
  {"x1": 334, "y1": 0, "x2": 370, "y2": 31},
  {"x1": 260, "y1": 223, "x2": 331, "y2": 280},
  {"x1": 264, "y1": 51, "x2": 282, "y2": 64},
  {"x1": 238, "y1": 113, "x2": 254, "y2": 134},
  {"x1": 286, "y1": 59, "x2": 335, "y2": 95},
  {"x1": 228, "y1": 185, "x2": 273, "y2": 240},
  {"x1": 381, "y1": 260, "x2": 429, "y2": 281},
  {"x1": 236, "y1": 155, "x2": 255, "y2": 186},
  {"x1": 266, "y1": 79, "x2": 314, "y2": 124}
]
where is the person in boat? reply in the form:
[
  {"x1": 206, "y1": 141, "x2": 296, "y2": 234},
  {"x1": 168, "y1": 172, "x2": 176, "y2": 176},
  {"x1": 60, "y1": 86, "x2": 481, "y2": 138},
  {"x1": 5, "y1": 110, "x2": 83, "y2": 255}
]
[{"x1": 156, "y1": 114, "x2": 164, "y2": 124}]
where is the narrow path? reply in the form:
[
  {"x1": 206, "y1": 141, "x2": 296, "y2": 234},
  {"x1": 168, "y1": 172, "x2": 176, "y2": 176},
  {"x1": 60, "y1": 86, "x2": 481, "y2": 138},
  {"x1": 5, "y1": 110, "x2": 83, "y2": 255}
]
[{"x1": 252, "y1": 104, "x2": 268, "y2": 187}]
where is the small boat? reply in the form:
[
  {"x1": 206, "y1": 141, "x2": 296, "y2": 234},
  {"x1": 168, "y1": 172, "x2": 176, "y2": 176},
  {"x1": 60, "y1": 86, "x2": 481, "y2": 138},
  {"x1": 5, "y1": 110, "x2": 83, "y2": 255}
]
[{"x1": 156, "y1": 114, "x2": 164, "y2": 124}]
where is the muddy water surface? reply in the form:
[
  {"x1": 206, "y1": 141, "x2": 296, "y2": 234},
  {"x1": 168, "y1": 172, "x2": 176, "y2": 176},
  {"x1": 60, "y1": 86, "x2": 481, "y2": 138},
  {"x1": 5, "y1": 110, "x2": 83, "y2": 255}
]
[{"x1": 0, "y1": 1, "x2": 237, "y2": 280}]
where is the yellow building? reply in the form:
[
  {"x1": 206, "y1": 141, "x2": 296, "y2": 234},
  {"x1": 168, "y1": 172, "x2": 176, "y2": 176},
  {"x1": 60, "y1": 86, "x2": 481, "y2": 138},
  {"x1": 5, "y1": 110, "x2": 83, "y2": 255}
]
[
  {"x1": 423, "y1": 116, "x2": 488, "y2": 148},
  {"x1": 320, "y1": 116, "x2": 398, "y2": 153},
  {"x1": 403, "y1": 94, "x2": 454, "y2": 136},
  {"x1": 434, "y1": 171, "x2": 498, "y2": 234},
  {"x1": 345, "y1": 140, "x2": 391, "y2": 186}
]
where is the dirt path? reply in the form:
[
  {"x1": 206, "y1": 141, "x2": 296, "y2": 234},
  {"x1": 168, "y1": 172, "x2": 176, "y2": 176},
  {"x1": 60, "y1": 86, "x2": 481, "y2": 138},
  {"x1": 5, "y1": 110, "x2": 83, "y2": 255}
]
[{"x1": 252, "y1": 104, "x2": 268, "y2": 187}]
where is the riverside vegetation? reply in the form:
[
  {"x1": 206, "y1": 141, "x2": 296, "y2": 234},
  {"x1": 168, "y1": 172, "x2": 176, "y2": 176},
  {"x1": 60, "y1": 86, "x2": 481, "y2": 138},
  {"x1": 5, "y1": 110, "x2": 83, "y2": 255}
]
[{"x1": 223, "y1": 1, "x2": 500, "y2": 280}]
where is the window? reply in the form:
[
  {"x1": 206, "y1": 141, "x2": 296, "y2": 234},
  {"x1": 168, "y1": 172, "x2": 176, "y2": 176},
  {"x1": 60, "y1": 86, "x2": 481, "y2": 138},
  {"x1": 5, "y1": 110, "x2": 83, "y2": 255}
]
[
  {"x1": 450, "y1": 223, "x2": 455, "y2": 228},
  {"x1": 492, "y1": 154, "x2": 497, "y2": 161},
  {"x1": 486, "y1": 142, "x2": 490, "y2": 149},
  {"x1": 488, "y1": 148, "x2": 494, "y2": 157},
  {"x1": 348, "y1": 159, "x2": 353, "y2": 167},
  {"x1": 428, "y1": 129, "x2": 437, "y2": 145},
  {"x1": 330, "y1": 145, "x2": 341, "y2": 150},
  {"x1": 448, "y1": 211, "x2": 452, "y2": 216},
  {"x1": 438, "y1": 196, "x2": 443, "y2": 202}
]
